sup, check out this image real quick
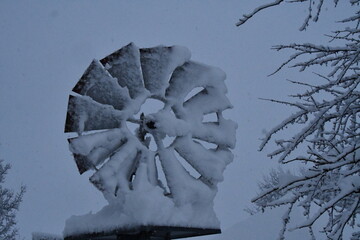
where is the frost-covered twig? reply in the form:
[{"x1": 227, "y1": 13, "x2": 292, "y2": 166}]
[
  {"x1": 237, "y1": 0, "x2": 342, "y2": 31},
  {"x1": 236, "y1": 0, "x2": 284, "y2": 27},
  {"x1": 241, "y1": 1, "x2": 360, "y2": 239}
]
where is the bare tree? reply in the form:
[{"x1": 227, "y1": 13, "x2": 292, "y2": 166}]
[
  {"x1": 0, "y1": 160, "x2": 25, "y2": 240},
  {"x1": 238, "y1": 1, "x2": 360, "y2": 239},
  {"x1": 244, "y1": 168, "x2": 294, "y2": 216}
]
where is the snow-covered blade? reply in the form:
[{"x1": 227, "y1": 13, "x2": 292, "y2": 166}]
[
  {"x1": 140, "y1": 45, "x2": 191, "y2": 98},
  {"x1": 100, "y1": 42, "x2": 146, "y2": 99},
  {"x1": 68, "y1": 129, "x2": 127, "y2": 174},
  {"x1": 64, "y1": 43, "x2": 237, "y2": 237},
  {"x1": 72, "y1": 60, "x2": 131, "y2": 111},
  {"x1": 65, "y1": 95, "x2": 124, "y2": 133}
]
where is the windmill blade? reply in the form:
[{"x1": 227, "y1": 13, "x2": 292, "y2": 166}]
[
  {"x1": 72, "y1": 60, "x2": 131, "y2": 111},
  {"x1": 173, "y1": 136, "x2": 230, "y2": 184},
  {"x1": 165, "y1": 61, "x2": 227, "y2": 102},
  {"x1": 140, "y1": 45, "x2": 190, "y2": 97},
  {"x1": 100, "y1": 42, "x2": 146, "y2": 99},
  {"x1": 65, "y1": 95, "x2": 124, "y2": 133},
  {"x1": 183, "y1": 87, "x2": 232, "y2": 117},
  {"x1": 192, "y1": 120, "x2": 237, "y2": 149},
  {"x1": 157, "y1": 148, "x2": 214, "y2": 206},
  {"x1": 90, "y1": 139, "x2": 140, "y2": 195},
  {"x1": 68, "y1": 129, "x2": 127, "y2": 174}
]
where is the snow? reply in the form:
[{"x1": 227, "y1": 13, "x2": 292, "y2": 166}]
[
  {"x1": 72, "y1": 60, "x2": 131, "y2": 111},
  {"x1": 183, "y1": 87, "x2": 233, "y2": 120},
  {"x1": 157, "y1": 147, "x2": 216, "y2": 206},
  {"x1": 173, "y1": 136, "x2": 231, "y2": 184},
  {"x1": 64, "y1": 184, "x2": 219, "y2": 237},
  {"x1": 90, "y1": 139, "x2": 140, "y2": 200},
  {"x1": 66, "y1": 95, "x2": 125, "y2": 133},
  {"x1": 100, "y1": 42, "x2": 147, "y2": 99},
  {"x1": 68, "y1": 129, "x2": 125, "y2": 173},
  {"x1": 192, "y1": 118, "x2": 237, "y2": 149},
  {"x1": 140, "y1": 45, "x2": 191, "y2": 97},
  {"x1": 63, "y1": 43, "x2": 236, "y2": 238},
  {"x1": 146, "y1": 109, "x2": 191, "y2": 137},
  {"x1": 165, "y1": 61, "x2": 227, "y2": 104}
]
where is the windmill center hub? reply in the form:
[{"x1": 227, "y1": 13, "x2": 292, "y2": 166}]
[{"x1": 146, "y1": 120, "x2": 156, "y2": 129}]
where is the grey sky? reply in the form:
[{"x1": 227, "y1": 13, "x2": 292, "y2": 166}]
[{"x1": 0, "y1": 1, "x2": 353, "y2": 238}]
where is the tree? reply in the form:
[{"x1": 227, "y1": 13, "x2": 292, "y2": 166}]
[
  {"x1": 238, "y1": 1, "x2": 360, "y2": 239},
  {"x1": 0, "y1": 160, "x2": 25, "y2": 240}
]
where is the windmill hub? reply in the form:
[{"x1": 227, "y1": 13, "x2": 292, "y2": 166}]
[
  {"x1": 64, "y1": 43, "x2": 237, "y2": 239},
  {"x1": 145, "y1": 119, "x2": 156, "y2": 130}
]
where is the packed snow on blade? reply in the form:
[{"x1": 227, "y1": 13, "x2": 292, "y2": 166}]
[{"x1": 63, "y1": 43, "x2": 237, "y2": 238}]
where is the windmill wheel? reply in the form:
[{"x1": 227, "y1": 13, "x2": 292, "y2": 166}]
[{"x1": 65, "y1": 43, "x2": 237, "y2": 210}]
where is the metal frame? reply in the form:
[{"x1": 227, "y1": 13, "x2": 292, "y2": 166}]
[{"x1": 64, "y1": 226, "x2": 221, "y2": 240}]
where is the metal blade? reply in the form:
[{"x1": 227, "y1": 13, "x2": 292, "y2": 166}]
[
  {"x1": 100, "y1": 42, "x2": 145, "y2": 99},
  {"x1": 90, "y1": 140, "x2": 139, "y2": 195},
  {"x1": 140, "y1": 45, "x2": 190, "y2": 97},
  {"x1": 64, "y1": 95, "x2": 124, "y2": 133},
  {"x1": 68, "y1": 129, "x2": 127, "y2": 174},
  {"x1": 165, "y1": 61, "x2": 227, "y2": 102},
  {"x1": 72, "y1": 60, "x2": 131, "y2": 110}
]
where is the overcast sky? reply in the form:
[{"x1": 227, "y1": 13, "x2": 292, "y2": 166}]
[{"x1": 0, "y1": 1, "x2": 354, "y2": 239}]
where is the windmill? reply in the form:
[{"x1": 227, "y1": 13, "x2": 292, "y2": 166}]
[{"x1": 63, "y1": 43, "x2": 237, "y2": 240}]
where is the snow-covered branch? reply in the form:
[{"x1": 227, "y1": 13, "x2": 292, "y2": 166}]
[
  {"x1": 236, "y1": 0, "x2": 284, "y2": 27},
  {"x1": 240, "y1": 1, "x2": 360, "y2": 239},
  {"x1": 0, "y1": 160, "x2": 25, "y2": 240}
]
